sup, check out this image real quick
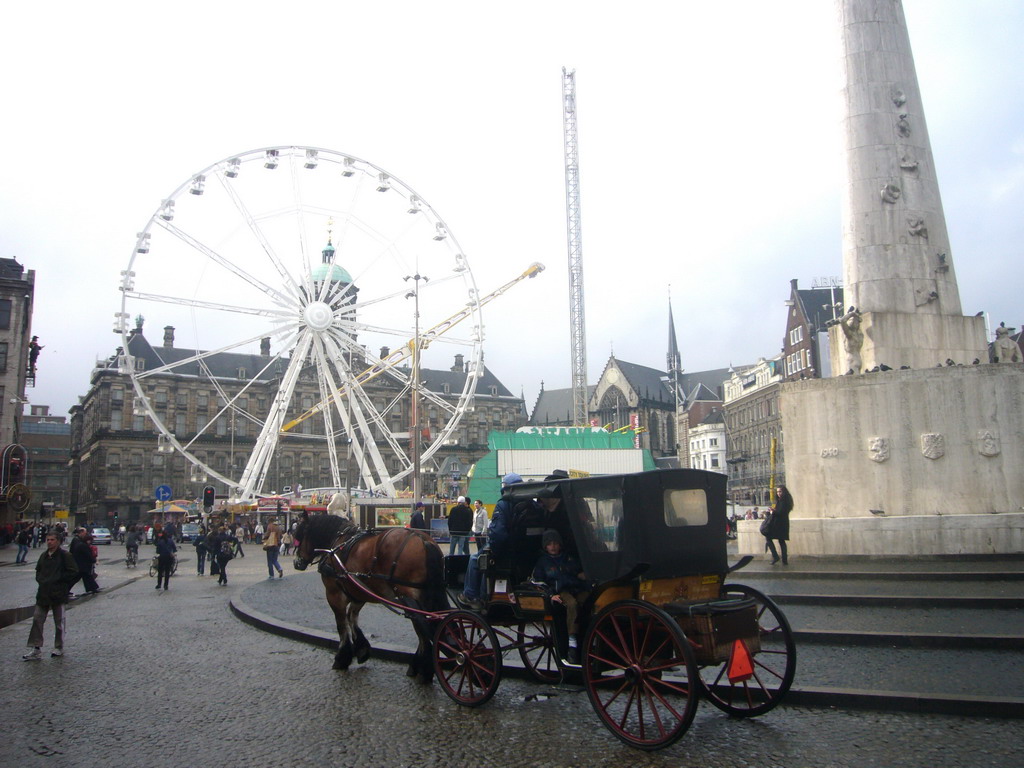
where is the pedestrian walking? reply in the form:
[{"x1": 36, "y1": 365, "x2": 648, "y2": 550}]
[
  {"x1": 262, "y1": 521, "x2": 284, "y2": 579},
  {"x1": 214, "y1": 526, "x2": 238, "y2": 585},
  {"x1": 471, "y1": 499, "x2": 488, "y2": 551},
  {"x1": 16, "y1": 523, "x2": 32, "y2": 564},
  {"x1": 762, "y1": 485, "x2": 793, "y2": 565},
  {"x1": 233, "y1": 524, "x2": 246, "y2": 557},
  {"x1": 154, "y1": 530, "x2": 177, "y2": 590},
  {"x1": 194, "y1": 529, "x2": 208, "y2": 575},
  {"x1": 68, "y1": 528, "x2": 100, "y2": 596},
  {"x1": 281, "y1": 529, "x2": 294, "y2": 556},
  {"x1": 23, "y1": 532, "x2": 78, "y2": 660}
]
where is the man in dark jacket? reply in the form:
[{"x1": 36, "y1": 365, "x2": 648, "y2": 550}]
[
  {"x1": 409, "y1": 502, "x2": 427, "y2": 531},
  {"x1": 68, "y1": 528, "x2": 100, "y2": 596},
  {"x1": 446, "y1": 496, "x2": 473, "y2": 556},
  {"x1": 456, "y1": 472, "x2": 524, "y2": 610},
  {"x1": 23, "y1": 533, "x2": 78, "y2": 660}
]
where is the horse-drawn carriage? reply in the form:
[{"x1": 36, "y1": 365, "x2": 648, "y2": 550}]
[{"x1": 294, "y1": 468, "x2": 796, "y2": 751}]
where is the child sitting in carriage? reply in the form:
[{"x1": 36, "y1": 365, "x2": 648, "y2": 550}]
[{"x1": 533, "y1": 528, "x2": 590, "y2": 663}]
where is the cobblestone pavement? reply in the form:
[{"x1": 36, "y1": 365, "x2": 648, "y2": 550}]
[{"x1": 2, "y1": 544, "x2": 1023, "y2": 767}]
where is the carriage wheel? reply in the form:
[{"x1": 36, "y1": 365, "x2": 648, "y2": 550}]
[
  {"x1": 583, "y1": 600, "x2": 699, "y2": 751},
  {"x1": 517, "y1": 620, "x2": 563, "y2": 683},
  {"x1": 433, "y1": 610, "x2": 503, "y2": 708},
  {"x1": 697, "y1": 584, "x2": 796, "y2": 717}
]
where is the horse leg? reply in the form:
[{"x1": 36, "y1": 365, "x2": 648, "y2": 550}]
[
  {"x1": 349, "y1": 602, "x2": 371, "y2": 664},
  {"x1": 325, "y1": 579, "x2": 354, "y2": 671},
  {"x1": 400, "y1": 590, "x2": 436, "y2": 685}
]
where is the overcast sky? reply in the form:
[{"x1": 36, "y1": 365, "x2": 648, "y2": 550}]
[{"x1": 2, "y1": 0, "x2": 1021, "y2": 420}]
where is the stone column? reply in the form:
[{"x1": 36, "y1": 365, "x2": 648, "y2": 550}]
[{"x1": 833, "y1": 0, "x2": 985, "y2": 373}]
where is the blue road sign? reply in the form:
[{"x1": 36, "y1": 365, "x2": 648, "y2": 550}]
[{"x1": 155, "y1": 484, "x2": 173, "y2": 502}]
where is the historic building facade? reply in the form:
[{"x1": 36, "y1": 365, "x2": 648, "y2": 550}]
[
  {"x1": 0, "y1": 258, "x2": 35, "y2": 448},
  {"x1": 20, "y1": 405, "x2": 71, "y2": 520},
  {"x1": 68, "y1": 319, "x2": 526, "y2": 523},
  {"x1": 688, "y1": 409, "x2": 726, "y2": 474},
  {"x1": 723, "y1": 357, "x2": 785, "y2": 506},
  {"x1": 782, "y1": 278, "x2": 844, "y2": 382}
]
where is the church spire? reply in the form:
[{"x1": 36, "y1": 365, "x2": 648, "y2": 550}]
[{"x1": 667, "y1": 289, "x2": 681, "y2": 374}]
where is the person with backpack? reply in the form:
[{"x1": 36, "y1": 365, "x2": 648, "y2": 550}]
[{"x1": 213, "y1": 526, "x2": 238, "y2": 585}]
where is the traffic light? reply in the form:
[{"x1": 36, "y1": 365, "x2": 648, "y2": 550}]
[{"x1": 203, "y1": 485, "x2": 216, "y2": 509}]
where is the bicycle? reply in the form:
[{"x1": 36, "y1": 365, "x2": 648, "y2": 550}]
[
  {"x1": 149, "y1": 553, "x2": 178, "y2": 578},
  {"x1": 125, "y1": 547, "x2": 139, "y2": 568}
]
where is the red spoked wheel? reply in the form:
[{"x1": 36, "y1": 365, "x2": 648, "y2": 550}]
[
  {"x1": 583, "y1": 600, "x2": 699, "y2": 751},
  {"x1": 517, "y1": 620, "x2": 563, "y2": 683},
  {"x1": 433, "y1": 610, "x2": 503, "y2": 707},
  {"x1": 697, "y1": 584, "x2": 796, "y2": 717}
]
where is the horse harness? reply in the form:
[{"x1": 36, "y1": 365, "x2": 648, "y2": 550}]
[{"x1": 323, "y1": 527, "x2": 432, "y2": 594}]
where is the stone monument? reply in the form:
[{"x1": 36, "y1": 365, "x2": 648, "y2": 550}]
[{"x1": 766, "y1": 0, "x2": 1024, "y2": 557}]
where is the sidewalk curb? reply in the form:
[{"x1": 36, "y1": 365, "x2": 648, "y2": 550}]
[{"x1": 229, "y1": 593, "x2": 1024, "y2": 717}]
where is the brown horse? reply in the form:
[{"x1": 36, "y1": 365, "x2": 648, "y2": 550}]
[{"x1": 292, "y1": 512, "x2": 448, "y2": 683}]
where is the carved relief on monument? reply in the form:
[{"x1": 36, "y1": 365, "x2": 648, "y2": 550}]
[
  {"x1": 920, "y1": 433, "x2": 945, "y2": 460},
  {"x1": 977, "y1": 430, "x2": 1001, "y2": 457},
  {"x1": 896, "y1": 113, "x2": 911, "y2": 137},
  {"x1": 899, "y1": 153, "x2": 918, "y2": 173},
  {"x1": 868, "y1": 437, "x2": 890, "y2": 463},
  {"x1": 881, "y1": 183, "x2": 901, "y2": 204},
  {"x1": 907, "y1": 217, "x2": 928, "y2": 239},
  {"x1": 891, "y1": 87, "x2": 907, "y2": 107},
  {"x1": 820, "y1": 447, "x2": 840, "y2": 458}
]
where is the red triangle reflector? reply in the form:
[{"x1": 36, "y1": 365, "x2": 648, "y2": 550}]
[{"x1": 727, "y1": 638, "x2": 754, "y2": 683}]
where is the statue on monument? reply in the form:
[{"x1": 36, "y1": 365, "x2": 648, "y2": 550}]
[
  {"x1": 992, "y1": 323, "x2": 1022, "y2": 363},
  {"x1": 839, "y1": 307, "x2": 864, "y2": 374}
]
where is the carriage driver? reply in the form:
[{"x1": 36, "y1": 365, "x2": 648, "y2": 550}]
[
  {"x1": 533, "y1": 529, "x2": 590, "y2": 664},
  {"x1": 456, "y1": 472, "x2": 524, "y2": 611}
]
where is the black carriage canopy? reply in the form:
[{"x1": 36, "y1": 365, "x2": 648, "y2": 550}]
[{"x1": 504, "y1": 468, "x2": 729, "y2": 584}]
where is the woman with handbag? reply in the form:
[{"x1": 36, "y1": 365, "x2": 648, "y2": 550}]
[
  {"x1": 762, "y1": 485, "x2": 793, "y2": 565},
  {"x1": 262, "y1": 521, "x2": 284, "y2": 579}
]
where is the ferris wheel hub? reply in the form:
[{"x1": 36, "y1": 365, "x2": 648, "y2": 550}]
[{"x1": 303, "y1": 301, "x2": 334, "y2": 331}]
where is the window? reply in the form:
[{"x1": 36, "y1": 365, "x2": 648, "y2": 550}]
[
  {"x1": 575, "y1": 494, "x2": 623, "y2": 551},
  {"x1": 711, "y1": 456, "x2": 720, "y2": 468},
  {"x1": 664, "y1": 489, "x2": 708, "y2": 527},
  {"x1": 175, "y1": 413, "x2": 186, "y2": 435},
  {"x1": 0, "y1": 342, "x2": 7, "y2": 371},
  {"x1": 135, "y1": 358, "x2": 145, "y2": 372},
  {"x1": 176, "y1": 391, "x2": 188, "y2": 407},
  {"x1": 133, "y1": 414, "x2": 145, "y2": 431},
  {"x1": 710, "y1": 438, "x2": 718, "y2": 447},
  {"x1": 154, "y1": 391, "x2": 168, "y2": 405},
  {"x1": 197, "y1": 393, "x2": 209, "y2": 408},
  {"x1": 0, "y1": 299, "x2": 11, "y2": 329},
  {"x1": 110, "y1": 410, "x2": 123, "y2": 430}
]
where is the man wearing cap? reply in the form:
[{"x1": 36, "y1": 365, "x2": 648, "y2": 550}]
[
  {"x1": 446, "y1": 496, "x2": 473, "y2": 556},
  {"x1": 533, "y1": 528, "x2": 589, "y2": 664},
  {"x1": 409, "y1": 502, "x2": 428, "y2": 531},
  {"x1": 456, "y1": 472, "x2": 523, "y2": 610}
]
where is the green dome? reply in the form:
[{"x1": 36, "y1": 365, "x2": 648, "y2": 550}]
[{"x1": 311, "y1": 262, "x2": 352, "y2": 284}]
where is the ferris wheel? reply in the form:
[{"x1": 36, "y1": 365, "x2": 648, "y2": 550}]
[{"x1": 117, "y1": 146, "x2": 484, "y2": 500}]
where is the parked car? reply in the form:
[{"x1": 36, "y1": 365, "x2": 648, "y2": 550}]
[
  {"x1": 181, "y1": 523, "x2": 202, "y2": 542},
  {"x1": 91, "y1": 527, "x2": 113, "y2": 545}
]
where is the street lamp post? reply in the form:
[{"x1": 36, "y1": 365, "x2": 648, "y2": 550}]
[{"x1": 404, "y1": 272, "x2": 428, "y2": 506}]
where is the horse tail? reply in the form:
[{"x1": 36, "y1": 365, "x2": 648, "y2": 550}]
[{"x1": 421, "y1": 536, "x2": 450, "y2": 611}]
